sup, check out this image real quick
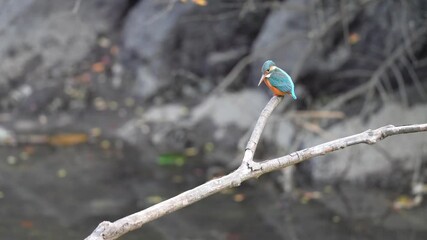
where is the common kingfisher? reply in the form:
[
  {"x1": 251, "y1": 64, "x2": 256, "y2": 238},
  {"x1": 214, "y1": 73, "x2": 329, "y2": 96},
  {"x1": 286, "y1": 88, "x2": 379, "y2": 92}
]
[{"x1": 258, "y1": 60, "x2": 297, "y2": 100}]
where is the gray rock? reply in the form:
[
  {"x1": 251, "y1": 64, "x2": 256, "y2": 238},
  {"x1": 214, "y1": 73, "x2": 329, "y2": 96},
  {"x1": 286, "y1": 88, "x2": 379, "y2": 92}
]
[
  {"x1": 122, "y1": 0, "x2": 268, "y2": 98},
  {"x1": 0, "y1": 125, "x2": 13, "y2": 144},
  {"x1": 133, "y1": 66, "x2": 164, "y2": 99},
  {"x1": 122, "y1": 0, "x2": 194, "y2": 98},
  {"x1": 250, "y1": 0, "x2": 327, "y2": 81},
  {"x1": 0, "y1": 0, "x2": 127, "y2": 75},
  {"x1": 123, "y1": 1, "x2": 193, "y2": 60},
  {"x1": 144, "y1": 104, "x2": 189, "y2": 123},
  {"x1": 0, "y1": 0, "x2": 129, "y2": 112},
  {"x1": 115, "y1": 90, "x2": 269, "y2": 166},
  {"x1": 250, "y1": 0, "x2": 427, "y2": 101},
  {"x1": 0, "y1": 0, "x2": 35, "y2": 33},
  {"x1": 308, "y1": 102, "x2": 427, "y2": 182},
  {"x1": 191, "y1": 90, "x2": 268, "y2": 129},
  {"x1": 262, "y1": 115, "x2": 295, "y2": 153},
  {"x1": 250, "y1": 0, "x2": 363, "y2": 85}
]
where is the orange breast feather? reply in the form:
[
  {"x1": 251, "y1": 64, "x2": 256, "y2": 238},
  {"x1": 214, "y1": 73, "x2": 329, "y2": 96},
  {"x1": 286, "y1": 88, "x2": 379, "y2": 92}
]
[{"x1": 264, "y1": 78, "x2": 285, "y2": 96}]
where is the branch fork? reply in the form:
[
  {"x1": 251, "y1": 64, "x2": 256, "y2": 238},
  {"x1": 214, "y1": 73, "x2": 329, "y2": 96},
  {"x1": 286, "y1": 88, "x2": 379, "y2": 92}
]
[{"x1": 86, "y1": 95, "x2": 427, "y2": 240}]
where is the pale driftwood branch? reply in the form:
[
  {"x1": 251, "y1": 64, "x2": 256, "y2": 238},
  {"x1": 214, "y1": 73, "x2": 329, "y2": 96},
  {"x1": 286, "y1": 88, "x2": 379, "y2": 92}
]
[
  {"x1": 86, "y1": 95, "x2": 427, "y2": 240},
  {"x1": 243, "y1": 96, "x2": 282, "y2": 169}
]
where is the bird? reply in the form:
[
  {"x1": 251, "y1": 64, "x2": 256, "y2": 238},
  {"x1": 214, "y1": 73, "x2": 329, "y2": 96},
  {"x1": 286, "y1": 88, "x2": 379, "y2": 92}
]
[{"x1": 258, "y1": 60, "x2": 297, "y2": 100}]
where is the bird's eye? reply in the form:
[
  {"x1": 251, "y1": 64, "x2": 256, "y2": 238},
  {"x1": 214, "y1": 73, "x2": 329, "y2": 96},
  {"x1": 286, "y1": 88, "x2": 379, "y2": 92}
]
[{"x1": 266, "y1": 69, "x2": 269, "y2": 72}]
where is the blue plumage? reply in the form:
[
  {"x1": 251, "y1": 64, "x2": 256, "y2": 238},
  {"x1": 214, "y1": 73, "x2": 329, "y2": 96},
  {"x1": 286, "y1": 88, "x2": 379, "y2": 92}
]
[
  {"x1": 262, "y1": 60, "x2": 275, "y2": 73},
  {"x1": 259, "y1": 60, "x2": 297, "y2": 100},
  {"x1": 268, "y1": 69, "x2": 295, "y2": 96}
]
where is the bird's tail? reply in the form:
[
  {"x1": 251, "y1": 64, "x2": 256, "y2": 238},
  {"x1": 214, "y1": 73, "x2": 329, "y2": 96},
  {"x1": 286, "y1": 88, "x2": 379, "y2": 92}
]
[{"x1": 291, "y1": 90, "x2": 297, "y2": 100}]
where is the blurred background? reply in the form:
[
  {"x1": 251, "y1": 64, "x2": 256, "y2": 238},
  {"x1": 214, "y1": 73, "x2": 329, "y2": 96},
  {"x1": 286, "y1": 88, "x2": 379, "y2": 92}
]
[{"x1": 1, "y1": 0, "x2": 427, "y2": 239}]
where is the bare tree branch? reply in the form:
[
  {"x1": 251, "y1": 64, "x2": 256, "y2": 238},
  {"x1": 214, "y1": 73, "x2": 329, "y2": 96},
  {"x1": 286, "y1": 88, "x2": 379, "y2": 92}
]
[
  {"x1": 390, "y1": 62, "x2": 409, "y2": 106},
  {"x1": 324, "y1": 25, "x2": 427, "y2": 110},
  {"x1": 86, "y1": 96, "x2": 427, "y2": 240},
  {"x1": 142, "y1": 0, "x2": 178, "y2": 26},
  {"x1": 72, "y1": 0, "x2": 82, "y2": 14},
  {"x1": 400, "y1": 56, "x2": 427, "y2": 100}
]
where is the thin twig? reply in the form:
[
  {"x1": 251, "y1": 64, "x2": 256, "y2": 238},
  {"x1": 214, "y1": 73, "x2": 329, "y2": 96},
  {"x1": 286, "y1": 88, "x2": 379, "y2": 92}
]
[
  {"x1": 72, "y1": 0, "x2": 82, "y2": 14},
  {"x1": 390, "y1": 63, "x2": 409, "y2": 106},
  {"x1": 290, "y1": 110, "x2": 345, "y2": 119},
  {"x1": 295, "y1": 120, "x2": 331, "y2": 139},
  {"x1": 86, "y1": 96, "x2": 427, "y2": 240},
  {"x1": 399, "y1": 0, "x2": 418, "y2": 63},
  {"x1": 211, "y1": 55, "x2": 252, "y2": 95},
  {"x1": 400, "y1": 57, "x2": 427, "y2": 100},
  {"x1": 340, "y1": 0, "x2": 350, "y2": 49},
  {"x1": 324, "y1": 25, "x2": 427, "y2": 110},
  {"x1": 375, "y1": 79, "x2": 389, "y2": 103},
  {"x1": 142, "y1": 0, "x2": 177, "y2": 26}
]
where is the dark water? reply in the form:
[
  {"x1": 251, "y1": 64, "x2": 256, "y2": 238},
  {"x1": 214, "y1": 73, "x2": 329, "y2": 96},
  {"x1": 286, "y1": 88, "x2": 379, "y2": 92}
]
[{"x1": 1, "y1": 143, "x2": 426, "y2": 240}]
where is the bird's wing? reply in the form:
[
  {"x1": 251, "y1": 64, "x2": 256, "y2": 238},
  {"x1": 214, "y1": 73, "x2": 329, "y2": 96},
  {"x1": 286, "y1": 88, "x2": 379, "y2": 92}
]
[{"x1": 267, "y1": 68, "x2": 294, "y2": 93}]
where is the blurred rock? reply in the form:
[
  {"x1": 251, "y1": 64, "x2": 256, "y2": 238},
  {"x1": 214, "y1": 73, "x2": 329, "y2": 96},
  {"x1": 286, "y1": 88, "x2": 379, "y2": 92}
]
[
  {"x1": 250, "y1": 0, "x2": 348, "y2": 83},
  {"x1": 0, "y1": 0, "x2": 35, "y2": 32},
  {"x1": 251, "y1": 0, "x2": 313, "y2": 76},
  {"x1": 145, "y1": 104, "x2": 189, "y2": 123},
  {"x1": 0, "y1": 125, "x2": 14, "y2": 144},
  {"x1": 251, "y1": 0, "x2": 427, "y2": 99},
  {"x1": 122, "y1": 0, "x2": 268, "y2": 98},
  {"x1": 134, "y1": 66, "x2": 165, "y2": 98},
  {"x1": 191, "y1": 90, "x2": 268, "y2": 128},
  {"x1": 0, "y1": 0, "x2": 129, "y2": 113},
  {"x1": 307, "y1": 102, "x2": 427, "y2": 183},
  {"x1": 116, "y1": 90, "x2": 269, "y2": 165},
  {"x1": 263, "y1": 116, "x2": 295, "y2": 152}
]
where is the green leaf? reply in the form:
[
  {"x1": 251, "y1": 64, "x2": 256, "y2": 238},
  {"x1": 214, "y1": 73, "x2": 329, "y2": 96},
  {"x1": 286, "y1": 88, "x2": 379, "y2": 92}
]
[{"x1": 157, "y1": 153, "x2": 186, "y2": 166}]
